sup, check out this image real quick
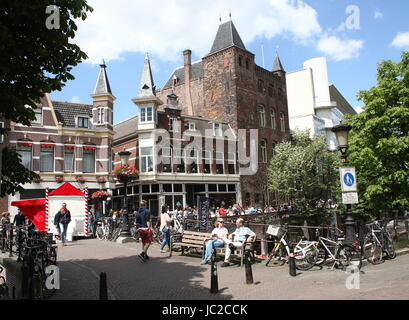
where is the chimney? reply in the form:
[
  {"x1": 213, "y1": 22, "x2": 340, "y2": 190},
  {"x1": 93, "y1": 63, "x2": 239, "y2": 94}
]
[{"x1": 183, "y1": 49, "x2": 194, "y2": 115}]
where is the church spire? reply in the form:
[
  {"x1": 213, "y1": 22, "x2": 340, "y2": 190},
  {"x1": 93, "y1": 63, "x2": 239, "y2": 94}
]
[
  {"x1": 138, "y1": 53, "x2": 156, "y2": 98},
  {"x1": 93, "y1": 59, "x2": 112, "y2": 95}
]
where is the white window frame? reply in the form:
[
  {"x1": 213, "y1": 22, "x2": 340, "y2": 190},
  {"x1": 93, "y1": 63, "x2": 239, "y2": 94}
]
[
  {"x1": 83, "y1": 148, "x2": 96, "y2": 173},
  {"x1": 162, "y1": 146, "x2": 173, "y2": 172},
  {"x1": 213, "y1": 123, "x2": 222, "y2": 136},
  {"x1": 97, "y1": 108, "x2": 104, "y2": 124},
  {"x1": 203, "y1": 149, "x2": 212, "y2": 174},
  {"x1": 16, "y1": 144, "x2": 33, "y2": 170},
  {"x1": 32, "y1": 108, "x2": 42, "y2": 125},
  {"x1": 169, "y1": 118, "x2": 179, "y2": 132},
  {"x1": 271, "y1": 109, "x2": 276, "y2": 130},
  {"x1": 173, "y1": 147, "x2": 185, "y2": 172},
  {"x1": 260, "y1": 140, "x2": 267, "y2": 163},
  {"x1": 140, "y1": 146, "x2": 154, "y2": 173},
  {"x1": 140, "y1": 107, "x2": 153, "y2": 123},
  {"x1": 227, "y1": 152, "x2": 236, "y2": 174},
  {"x1": 258, "y1": 106, "x2": 266, "y2": 127},
  {"x1": 40, "y1": 146, "x2": 54, "y2": 172},
  {"x1": 280, "y1": 112, "x2": 285, "y2": 132},
  {"x1": 77, "y1": 116, "x2": 90, "y2": 129},
  {"x1": 64, "y1": 148, "x2": 75, "y2": 173},
  {"x1": 188, "y1": 122, "x2": 196, "y2": 131}
]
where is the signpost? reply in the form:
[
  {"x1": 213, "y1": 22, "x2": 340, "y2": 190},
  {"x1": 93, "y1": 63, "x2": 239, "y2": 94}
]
[
  {"x1": 340, "y1": 167, "x2": 359, "y2": 204},
  {"x1": 197, "y1": 196, "x2": 210, "y2": 232}
]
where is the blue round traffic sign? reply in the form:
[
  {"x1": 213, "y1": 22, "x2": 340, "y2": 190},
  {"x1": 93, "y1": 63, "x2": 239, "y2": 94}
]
[{"x1": 343, "y1": 173, "x2": 355, "y2": 187}]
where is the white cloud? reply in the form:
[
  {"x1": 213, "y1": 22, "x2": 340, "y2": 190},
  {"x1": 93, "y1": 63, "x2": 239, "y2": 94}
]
[
  {"x1": 374, "y1": 9, "x2": 384, "y2": 20},
  {"x1": 391, "y1": 32, "x2": 409, "y2": 48},
  {"x1": 317, "y1": 36, "x2": 363, "y2": 61},
  {"x1": 74, "y1": 0, "x2": 322, "y2": 64},
  {"x1": 71, "y1": 96, "x2": 81, "y2": 103}
]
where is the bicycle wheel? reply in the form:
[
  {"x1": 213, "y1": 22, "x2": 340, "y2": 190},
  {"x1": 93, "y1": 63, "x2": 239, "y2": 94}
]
[
  {"x1": 266, "y1": 242, "x2": 286, "y2": 266},
  {"x1": 47, "y1": 246, "x2": 57, "y2": 264},
  {"x1": 362, "y1": 237, "x2": 383, "y2": 265},
  {"x1": 294, "y1": 243, "x2": 319, "y2": 271},
  {"x1": 384, "y1": 235, "x2": 396, "y2": 259},
  {"x1": 336, "y1": 244, "x2": 362, "y2": 270}
]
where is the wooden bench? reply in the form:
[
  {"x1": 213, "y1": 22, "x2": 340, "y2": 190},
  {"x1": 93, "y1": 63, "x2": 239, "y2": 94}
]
[
  {"x1": 212, "y1": 237, "x2": 256, "y2": 267},
  {"x1": 171, "y1": 231, "x2": 212, "y2": 256},
  {"x1": 171, "y1": 230, "x2": 256, "y2": 267}
]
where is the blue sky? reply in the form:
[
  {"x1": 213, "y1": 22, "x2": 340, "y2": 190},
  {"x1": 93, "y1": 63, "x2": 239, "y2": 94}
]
[{"x1": 51, "y1": 0, "x2": 409, "y2": 124}]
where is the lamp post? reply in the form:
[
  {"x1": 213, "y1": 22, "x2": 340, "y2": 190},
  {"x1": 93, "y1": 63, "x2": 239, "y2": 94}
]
[
  {"x1": 118, "y1": 150, "x2": 132, "y2": 238},
  {"x1": 331, "y1": 123, "x2": 355, "y2": 244}
]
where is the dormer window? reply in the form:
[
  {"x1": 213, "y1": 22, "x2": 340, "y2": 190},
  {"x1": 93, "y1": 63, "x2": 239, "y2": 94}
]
[
  {"x1": 188, "y1": 122, "x2": 196, "y2": 131},
  {"x1": 213, "y1": 123, "x2": 222, "y2": 136},
  {"x1": 77, "y1": 116, "x2": 89, "y2": 128},
  {"x1": 140, "y1": 107, "x2": 153, "y2": 122},
  {"x1": 32, "y1": 108, "x2": 42, "y2": 125}
]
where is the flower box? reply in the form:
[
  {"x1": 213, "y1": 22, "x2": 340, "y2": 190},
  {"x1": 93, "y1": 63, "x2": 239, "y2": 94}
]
[
  {"x1": 54, "y1": 175, "x2": 64, "y2": 183},
  {"x1": 76, "y1": 176, "x2": 86, "y2": 183},
  {"x1": 91, "y1": 190, "x2": 112, "y2": 200}
]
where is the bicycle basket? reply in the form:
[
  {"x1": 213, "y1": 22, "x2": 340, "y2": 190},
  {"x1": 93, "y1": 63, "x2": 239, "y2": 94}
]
[{"x1": 266, "y1": 225, "x2": 282, "y2": 237}]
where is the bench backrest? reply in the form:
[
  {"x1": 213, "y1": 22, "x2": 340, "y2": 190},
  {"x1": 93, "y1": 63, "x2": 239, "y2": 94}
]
[{"x1": 181, "y1": 231, "x2": 212, "y2": 245}]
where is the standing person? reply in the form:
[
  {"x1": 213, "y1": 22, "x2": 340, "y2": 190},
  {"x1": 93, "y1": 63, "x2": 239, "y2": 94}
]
[
  {"x1": 135, "y1": 200, "x2": 152, "y2": 262},
  {"x1": 13, "y1": 209, "x2": 26, "y2": 227},
  {"x1": 200, "y1": 218, "x2": 228, "y2": 265},
  {"x1": 221, "y1": 218, "x2": 256, "y2": 267},
  {"x1": 159, "y1": 205, "x2": 174, "y2": 253},
  {"x1": 54, "y1": 203, "x2": 71, "y2": 246},
  {"x1": 0, "y1": 212, "x2": 10, "y2": 226}
]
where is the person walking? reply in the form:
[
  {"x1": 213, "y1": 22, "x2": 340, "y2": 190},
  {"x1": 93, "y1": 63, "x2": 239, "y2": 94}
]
[
  {"x1": 0, "y1": 212, "x2": 10, "y2": 226},
  {"x1": 54, "y1": 203, "x2": 71, "y2": 246},
  {"x1": 135, "y1": 200, "x2": 152, "y2": 262},
  {"x1": 159, "y1": 205, "x2": 174, "y2": 253},
  {"x1": 200, "y1": 218, "x2": 228, "y2": 265},
  {"x1": 13, "y1": 209, "x2": 26, "y2": 227}
]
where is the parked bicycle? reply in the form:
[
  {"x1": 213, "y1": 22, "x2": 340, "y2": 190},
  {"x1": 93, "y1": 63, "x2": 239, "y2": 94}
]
[{"x1": 361, "y1": 219, "x2": 396, "y2": 264}]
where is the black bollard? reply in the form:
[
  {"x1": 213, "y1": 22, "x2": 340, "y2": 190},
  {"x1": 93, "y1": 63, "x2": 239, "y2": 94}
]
[
  {"x1": 244, "y1": 249, "x2": 254, "y2": 284},
  {"x1": 12, "y1": 286, "x2": 15, "y2": 300},
  {"x1": 288, "y1": 244, "x2": 297, "y2": 277},
  {"x1": 99, "y1": 272, "x2": 108, "y2": 300},
  {"x1": 9, "y1": 226, "x2": 13, "y2": 257},
  {"x1": 210, "y1": 259, "x2": 218, "y2": 294}
]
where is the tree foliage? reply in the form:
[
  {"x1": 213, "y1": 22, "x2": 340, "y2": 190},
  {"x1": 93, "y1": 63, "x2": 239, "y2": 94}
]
[
  {"x1": 0, "y1": 0, "x2": 92, "y2": 196},
  {"x1": 267, "y1": 130, "x2": 339, "y2": 217},
  {"x1": 346, "y1": 51, "x2": 409, "y2": 218}
]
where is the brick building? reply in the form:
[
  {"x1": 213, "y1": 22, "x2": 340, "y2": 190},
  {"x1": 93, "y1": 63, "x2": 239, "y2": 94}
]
[
  {"x1": 0, "y1": 61, "x2": 116, "y2": 215},
  {"x1": 156, "y1": 20, "x2": 291, "y2": 206}
]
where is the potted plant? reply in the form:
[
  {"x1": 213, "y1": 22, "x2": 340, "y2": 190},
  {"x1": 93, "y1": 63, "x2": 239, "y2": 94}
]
[
  {"x1": 91, "y1": 190, "x2": 112, "y2": 201},
  {"x1": 110, "y1": 164, "x2": 139, "y2": 183}
]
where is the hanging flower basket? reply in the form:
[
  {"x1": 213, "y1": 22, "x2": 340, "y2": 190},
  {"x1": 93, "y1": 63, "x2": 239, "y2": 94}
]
[
  {"x1": 76, "y1": 176, "x2": 85, "y2": 183},
  {"x1": 91, "y1": 190, "x2": 112, "y2": 200},
  {"x1": 55, "y1": 175, "x2": 64, "y2": 183},
  {"x1": 110, "y1": 164, "x2": 139, "y2": 183}
]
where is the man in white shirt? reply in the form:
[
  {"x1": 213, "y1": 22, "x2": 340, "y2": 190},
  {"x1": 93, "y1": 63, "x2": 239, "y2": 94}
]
[
  {"x1": 200, "y1": 218, "x2": 228, "y2": 265},
  {"x1": 221, "y1": 218, "x2": 255, "y2": 267}
]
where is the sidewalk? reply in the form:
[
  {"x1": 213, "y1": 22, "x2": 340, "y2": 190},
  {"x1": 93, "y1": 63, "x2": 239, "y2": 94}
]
[{"x1": 50, "y1": 238, "x2": 409, "y2": 300}]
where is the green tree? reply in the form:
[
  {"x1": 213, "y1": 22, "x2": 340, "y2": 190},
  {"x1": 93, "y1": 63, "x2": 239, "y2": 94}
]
[
  {"x1": 0, "y1": 0, "x2": 93, "y2": 197},
  {"x1": 267, "y1": 130, "x2": 339, "y2": 220},
  {"x1": 346, "y1": 51, "x2": 409, "y2": 219}
]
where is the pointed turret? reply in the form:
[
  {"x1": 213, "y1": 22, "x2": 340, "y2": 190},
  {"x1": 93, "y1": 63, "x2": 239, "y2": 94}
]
[
  {"x1": 272, "y1": 54, "x2": 285, "y2": 73},
  {"x1": 138, "y1": 53, "x2": 156, "y2": 98},
  {"x1": 207, "y1": 20, "x2": 246, "y2": 56},
  {"x1": 91, "y1": 59, "x2": 115, "y2": 126},
  {"x1": 93, "y1": 59, "x2": 112, "y2": 95},
  {"x1": 132, "y1": 53, "x2": 163, "y2": 128}
]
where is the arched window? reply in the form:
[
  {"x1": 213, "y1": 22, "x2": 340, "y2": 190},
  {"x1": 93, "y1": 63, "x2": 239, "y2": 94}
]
[
  {"x1": 270, "y1": 108, "x2": 276, "y2": 130},
  {"x1": 280, "y1": 112, "x2": 285, "y2": 132},
  {"x1": 258, "y1": 105, "x2": 265, "y2": 127},
  {"x1": 260, "y1": 139, "x2": 267, "y2": 163}
]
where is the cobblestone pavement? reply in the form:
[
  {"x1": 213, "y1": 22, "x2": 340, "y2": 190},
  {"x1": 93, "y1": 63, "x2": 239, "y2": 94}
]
[{"x1": 51, "y1": 238, "x2": 409, "y2": 300}]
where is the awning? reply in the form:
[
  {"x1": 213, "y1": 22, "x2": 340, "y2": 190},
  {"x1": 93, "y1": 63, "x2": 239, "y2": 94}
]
[
  {"x1": 49, "y1": 182, "x2": 85, "y2": 196},
  {"x1": 11, "y1": 198, "x2": 47, "y2": 231}
]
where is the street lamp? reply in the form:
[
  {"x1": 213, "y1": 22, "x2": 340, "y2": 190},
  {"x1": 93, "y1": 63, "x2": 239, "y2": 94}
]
[
  {"x1": 331, "y1": 123, "x2": 355, "y2": 244},
  {"x1": 118, "y1": 150, "x2": 132, "y2": 238}
]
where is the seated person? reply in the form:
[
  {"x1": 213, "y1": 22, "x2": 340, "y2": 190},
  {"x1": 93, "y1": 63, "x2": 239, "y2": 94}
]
[
  {"x1": 200, "y1": 218, "x2": 228, "y2": 265},
  {"x1": 221, "y1": 218, "x2": 255, "y2": 267}
]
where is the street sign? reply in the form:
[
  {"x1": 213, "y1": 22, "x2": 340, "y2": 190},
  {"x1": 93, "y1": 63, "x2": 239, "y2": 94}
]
[
  {"x1": 339, "y1": 167, "x2": 357, "y2": 192},
  {"x1": 342, "y1": 192, "x2": 359, "y2": 204}
]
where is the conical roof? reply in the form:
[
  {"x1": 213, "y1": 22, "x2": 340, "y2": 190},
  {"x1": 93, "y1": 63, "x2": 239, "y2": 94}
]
[
  {"x1": 208, "y1": 20, "x2": 246, "y2": 55},
  {"x1": 272, "y1": 54, "x2": 285, "y2": 73},
  {"x1": 93, "y1": 59, "x2": 112, "y2": 95},
  {"x1": 138, "y1": 53, "x2": 156, "y2": 97}
]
